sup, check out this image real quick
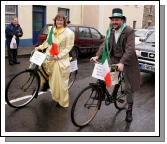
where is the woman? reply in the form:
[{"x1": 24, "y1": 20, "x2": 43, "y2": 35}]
[{"x1": 36, "y1": 13, "x2": 75, "y2": 108}]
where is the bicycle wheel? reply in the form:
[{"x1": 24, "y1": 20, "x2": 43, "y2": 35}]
[
  {"x1": 5, "y1": 69, "x2": 40, "y2": 108},
  {"x1": 114, "y1": 80, "x2": 127, "y2": 110},
  {"x1": 71, "y1": 85, "x2": 101, "y2": 127},
  {"x1": 68, "y1": 70, "x2": 77, "y2": 89}
]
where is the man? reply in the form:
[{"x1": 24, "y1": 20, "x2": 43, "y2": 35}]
[
  {"x1": 90, "y1": 8, "x2": 140, "y2": 122},
  {"x1": 5, "y1": 16, "x2": 23, "y2": 65}
]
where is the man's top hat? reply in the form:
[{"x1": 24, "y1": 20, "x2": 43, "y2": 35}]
[{"x1": 109, "y1": 8, "x2": 126, "y2": 20}]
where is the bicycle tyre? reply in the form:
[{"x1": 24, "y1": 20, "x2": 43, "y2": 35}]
[
  {"x1": 71, "y1": 85, "x2": 101, "y2": 127},
  {"x1": 5, "y1": 69, "x2": 40, "y2": 108},
  {"x1": 114, "y1": 80, "x2": 127, "y2": 110}
]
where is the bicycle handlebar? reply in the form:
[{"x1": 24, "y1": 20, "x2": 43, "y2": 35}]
[
  {"x1": 92, "y1": 60, "x2": 119, "y2": 72},
  {"x1": 110, "y1": 64, "x2": 118, "y2": 72}
]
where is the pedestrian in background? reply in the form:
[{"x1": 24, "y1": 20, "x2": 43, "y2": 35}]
[
  {"x1": 91, "y1": 8, "x2": 140, "y2": 122},
  {"x1": 5, "y1": 16, "x2": 23, "y2": 65},
  {"x1": 36, "y1": 13, "x2": 74, "y2": 108}
]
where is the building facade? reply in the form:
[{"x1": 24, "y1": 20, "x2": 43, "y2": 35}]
[
  {"x1": 82, "y1": 5, "x2": 144, "y2": 35},
  {"x1": 5, "y1": 5, "x2": 82, "y2": 47},
  {"x1": 5, "y1": 5, "x2": 151, "y2": 47},
  {"x1": 142, "y1": 5, "x2": 155, "y2": 28}
]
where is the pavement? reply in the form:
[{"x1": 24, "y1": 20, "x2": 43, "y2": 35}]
[{"x1": 5, "y1": 46, "x2": 35, "y2": 58}]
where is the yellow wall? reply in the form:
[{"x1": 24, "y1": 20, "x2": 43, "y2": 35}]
[
  {"x1": 82, "y1": 5, "x2": 99, "y2": 29},
  {"x1": 17, "y1": 5, "x2": 144, "y2": 42},
  {"x1": 18, "y1": 5, "x2": 32, "y2": 39},
  {"x1": 46, "y1": 5, "x2": 82, "y2": 25},
  {"x1": 18, "y1": 5, "x2": 82, "y2": 40},
  {"x1": 103, "y1": 5, "x2": 144, "y2": 34}
]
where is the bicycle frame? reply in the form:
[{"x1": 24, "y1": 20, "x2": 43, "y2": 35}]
[
  {"x1": 28, "y1": 64, "x2": 48, "y2": 82},
  {"x1": 94, "y1": 71, "x2": 124, "y2": 106}
]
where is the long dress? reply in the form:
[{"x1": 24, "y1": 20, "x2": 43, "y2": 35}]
[{"x1": 38, "y1": 27, "x2": 75, "y2": 107}]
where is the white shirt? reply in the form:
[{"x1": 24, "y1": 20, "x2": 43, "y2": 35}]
[{"x1": 114, "y1": 30, "x2": 121, "y2": 44}]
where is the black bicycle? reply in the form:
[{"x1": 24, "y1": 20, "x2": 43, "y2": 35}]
[
  {"x1": 5, "y1": 50, "x2": 78, "y2": 108},
  {"x1": 71, "y1": 64, "x2": 127, "y2": 127}
]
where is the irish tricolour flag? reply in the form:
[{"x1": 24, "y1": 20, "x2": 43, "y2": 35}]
[
  {"x1": 102, "y1": 48, "x2": 112, "y2": 87},
  {"x1": 47, "y1": 26, "x2": 59, "y2": 56}
]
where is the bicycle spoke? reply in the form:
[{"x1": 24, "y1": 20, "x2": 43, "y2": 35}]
[
  {"x1": 71, "y1": 85, "x2": 100, "y2": 127},
  {"x1": 5, "y1": 70, "x2": 39, "y2": 108}
]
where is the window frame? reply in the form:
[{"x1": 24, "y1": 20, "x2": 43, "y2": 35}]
[
  {"x1": 58, "y1": 7, "x2": 70, "y2": 21},
  {"x1": 78, "y1": 27, "x2": 92, "y2": 39},
  {"x1": 5, "y1": 5, "x2": 17, "y2": 26},
  {"x1": 90, "y1": 28, "x2": 101, "y2": 39}
]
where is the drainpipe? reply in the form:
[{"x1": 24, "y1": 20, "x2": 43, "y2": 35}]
[
  {"x1": 98, "y1": 5, "x2": 104, "y2": 35},
  {"x1": 81, "y1": 5, "x2": 83, "y2": 25}
]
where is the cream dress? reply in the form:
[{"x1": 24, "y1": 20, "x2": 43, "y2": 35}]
[{"x1": 37, "y1": 27, "x2": 74, "y2": 107}]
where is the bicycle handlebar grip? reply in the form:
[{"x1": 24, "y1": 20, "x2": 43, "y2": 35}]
[{"x1": 110, "y1": 64, "x2": 118, "y2": 72}]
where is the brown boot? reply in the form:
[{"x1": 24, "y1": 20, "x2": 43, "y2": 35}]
[{"x1": 125, "y1": 103, "x2": 133, "y2": 122}]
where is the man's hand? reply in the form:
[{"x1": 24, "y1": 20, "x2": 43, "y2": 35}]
[
  {"x1": 90, "y1": 56, "x2": 99, "y2": 63},
  {"x1": 116, "y1": 63, "x2": 124, "y2": 72}
]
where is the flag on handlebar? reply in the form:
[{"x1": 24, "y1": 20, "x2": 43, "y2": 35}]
[
  {"x1": 102, "y1": 26, "x2": 112, "y2": 87},
  {"x1": 102, "y1": 48, "x2": 112, "y2": 87}
]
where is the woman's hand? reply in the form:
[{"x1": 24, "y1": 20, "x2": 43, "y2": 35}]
[
  {"x1": 47, "y1": 55, "x2": 54, "y2": 61},
  {"x1": 46, "y1": 55, "x2": 58, "y2": 61},
  {"x1": 90, "y1": 56, "x2": 99, "y2": 63},
  {"x1": 35, "y1": 47, "x2": 43, "y2": 52}
]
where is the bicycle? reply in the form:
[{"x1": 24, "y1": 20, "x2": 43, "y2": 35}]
[
  {"x1": 5, "y1": 50, "x2": 78, "y2": 108},
  {"x1": 71, "y1": 64, "x2": 127, "y2": 127}
]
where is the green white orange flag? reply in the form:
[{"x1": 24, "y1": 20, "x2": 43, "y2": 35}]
[
  {"x1": 47, "y1": 26, "x2": 59, "y2": 56},
  {"x1": 102, "y1": 26, "x2": 112, "y2": 87},
  {"x1": 102, "y1": 45, "x2": 112, "y2": 87}
]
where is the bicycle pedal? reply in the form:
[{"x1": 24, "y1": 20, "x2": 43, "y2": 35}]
[
  {"x1": 105, "y1": 98, "x2": 111, "y2": 105},
  {"x1": 105, "y1": 100, "x2": 110, "y2": 105},
  {"x1": 117, "y1": 99, "x2": 125, "y2": 103}
]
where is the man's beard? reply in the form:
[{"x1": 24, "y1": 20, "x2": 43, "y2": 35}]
[{"x1": 113, "y1": 25, "x2": 121, "y2": 30}]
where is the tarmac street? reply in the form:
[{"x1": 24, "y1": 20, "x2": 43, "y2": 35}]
[{"x1": 5, "y1": 56, "x2": 155, "y2": 133}]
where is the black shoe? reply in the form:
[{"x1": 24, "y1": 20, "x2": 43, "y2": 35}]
[
  {"x1": 125, "y1": 110, "x2": 133, "y2": 122},
  {"x1": 9, "y1": 62, "x2": 14, "y2": 65},
  {"x1": 14, "y1": 61, "x2": 20, "y2": 64}
]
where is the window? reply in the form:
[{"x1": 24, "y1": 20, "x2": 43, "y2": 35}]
[
  {"x1": 79, "y1": 27, "x2": 91, "y2": 38},
  {"x1": 5, "y1": 5, "x2": 17, "y2": 26},
  {"x1": 69, "y1": 26, "x2": 76, "y2": 33},
  {"x1": 90, "y1": 28, "x2": 101, "y2": 39},
  {"x1": 43, "y1": 25, "x2": 52, "y2": 34},
  {"x1": 58, "y1": 7, "x2": 70, "y2": 21},
  {"x1": 146, "y1": 31, "x2": 155, "y2": 43},
  {"x1": 133, "y1": 21, "x2": 137, "y2": 29}
]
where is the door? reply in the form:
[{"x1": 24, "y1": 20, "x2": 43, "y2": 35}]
[
  {"x1": 78, "y1": 27, "x2": 92, "y2": 54},
  {"x1": 33, "y1": 6, "x2": 46, "y2": 45},
  {"x1": 90, "y1": 28, "x2": 103, "y2": 52}
]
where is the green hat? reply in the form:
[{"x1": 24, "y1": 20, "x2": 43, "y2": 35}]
[{"x1": 109, "y1": 8, "x2": 126, "y2": 20}]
